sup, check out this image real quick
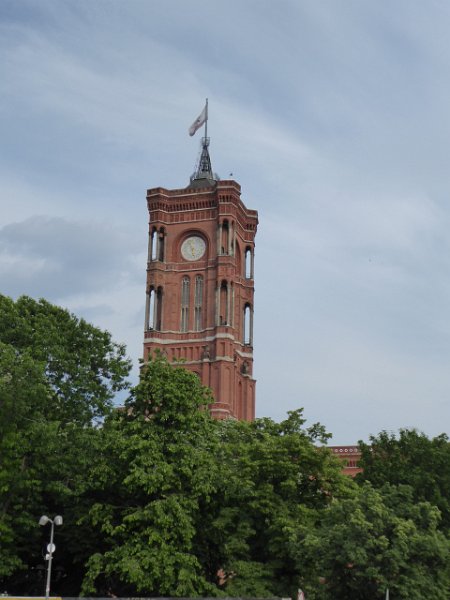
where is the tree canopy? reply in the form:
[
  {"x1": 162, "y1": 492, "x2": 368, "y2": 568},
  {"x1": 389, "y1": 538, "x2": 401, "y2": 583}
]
[
  {"x1": 1, "y1": 296, "x2": 449, "y2": 599},
  {"x1": 0, "y1": 294, "x2": 131, "y2": 592},
  {"x1": 357, "y1": 429, "x2": 450, "y2": 532},
  {"x1": 298, "y1": 483, "x2": 450, "y2": 599},
  {"x1": 80, "y1": 356, "x2": 220, "y2": 597},
  {"x1": 0, "y1": 294, "x2": 131, "y2": 424}
]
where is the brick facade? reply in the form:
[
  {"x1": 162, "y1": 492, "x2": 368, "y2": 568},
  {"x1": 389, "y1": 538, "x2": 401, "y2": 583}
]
[
  {"x1": 329, "y1": 445, "x2": 363, "y2": 476},
  {"x1": 143, "y1": 176, "x2": 258, "y2": 420}
]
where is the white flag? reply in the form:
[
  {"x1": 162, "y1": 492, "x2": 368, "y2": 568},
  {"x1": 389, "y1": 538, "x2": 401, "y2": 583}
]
[{"x1": 189, "y1": 104, "x2": 207, "y2": 136}]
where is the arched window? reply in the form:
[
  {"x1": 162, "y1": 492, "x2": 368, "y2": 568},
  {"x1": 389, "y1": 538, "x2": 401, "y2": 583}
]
[
  {"x1": 150, "y1": 228, "x2": 157, "y2": 261},
  {"x1": 194, "y1": 275, "x2": 203, "y2": 331},
  {"x1": 245, "y1": 246, "x2": 253, "y2": 279},
  {"x1": 147, "y1": 287, "x2": 155, "y2": 329},
  {"x1": 235, "y1": 242, "x2": 242, "y2": 273},
  {"x1": 155, "y1": 286, "x2": 163, "y2": 330},
  {"x1": 150, "y1": 227, "x2": 165, "y2": 262},
  {"x1": 221, "y1": 220, "x2": 229, "y2": 255},
  {"x1": 220, "y1": 280, "x2": 229, "y2": 325},
  {"x1": 243, "y1": 303, "x2": 253, "y2": 345},
  {"x1": 229, "y1": 221, "x2": 235, "y2": 255},
  {"x1": 158, "y1": 227, "x2": 165, "y2": 261},
  {"x1": 146, "y1": 286, "x2": 163, "y2": 330},
  {"x1": 180, "y1": 276, "x2": 190, "y2": 332}
]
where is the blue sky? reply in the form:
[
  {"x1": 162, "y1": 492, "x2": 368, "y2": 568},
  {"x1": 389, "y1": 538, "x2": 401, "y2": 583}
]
[{"x1": 2, "y1": 0, "x2": 450, "y2": 444}]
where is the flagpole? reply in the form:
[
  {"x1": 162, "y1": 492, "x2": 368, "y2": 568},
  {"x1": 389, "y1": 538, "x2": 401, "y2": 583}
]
[{"x1": 204, "y1": 98, "x2": 208, "y2": 141}]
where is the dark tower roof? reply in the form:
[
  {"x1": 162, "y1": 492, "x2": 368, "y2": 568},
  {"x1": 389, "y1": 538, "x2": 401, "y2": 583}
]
[{"x1": 188, "y1": 137, "x2": 219, "y2": 188}]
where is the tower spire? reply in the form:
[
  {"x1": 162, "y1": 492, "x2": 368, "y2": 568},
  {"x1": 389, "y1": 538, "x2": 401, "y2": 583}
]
[
  {"x1": 188, "y1": 99, "x2": 219, "y2": 187},
  {"x1": 195, "y1": 137, "x2": 214, "y2": 179}
]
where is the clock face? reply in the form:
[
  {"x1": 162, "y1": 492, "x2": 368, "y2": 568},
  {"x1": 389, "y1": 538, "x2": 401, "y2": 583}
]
[{"x1": 181, "y1": 236, "x2": 206, "y2": 261}]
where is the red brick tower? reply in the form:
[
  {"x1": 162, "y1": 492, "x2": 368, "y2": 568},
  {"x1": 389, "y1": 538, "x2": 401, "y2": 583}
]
[{"x1": 143, "y1": 137, "x2": 258, "y2": 420}]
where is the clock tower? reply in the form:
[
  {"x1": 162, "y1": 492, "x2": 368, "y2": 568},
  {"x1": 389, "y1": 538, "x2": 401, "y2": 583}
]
[{"x1": 143, "y1": 137, "x2": 258, "y2": 420}]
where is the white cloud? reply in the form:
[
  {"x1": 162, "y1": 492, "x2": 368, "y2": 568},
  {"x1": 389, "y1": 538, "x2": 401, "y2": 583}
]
[
  {"x1": 1, "y1": 0, "x2": 450, "y2": 444},
  {"x1": 0, "y1": 216, "x2": 142, "y2": 298}
]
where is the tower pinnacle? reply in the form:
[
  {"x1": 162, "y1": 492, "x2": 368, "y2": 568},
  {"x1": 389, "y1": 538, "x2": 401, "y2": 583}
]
[
  {"x1": 188, "y1": 99, "x2": 219, "y2": 187},
  {"x1": 189, "y1": 137, "x2": 219, "y2": 187}
]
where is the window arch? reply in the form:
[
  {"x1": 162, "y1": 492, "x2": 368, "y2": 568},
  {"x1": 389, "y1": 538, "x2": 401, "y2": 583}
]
[{"x1": 180, "y1": 276, "x2": 190, "y2": 332}]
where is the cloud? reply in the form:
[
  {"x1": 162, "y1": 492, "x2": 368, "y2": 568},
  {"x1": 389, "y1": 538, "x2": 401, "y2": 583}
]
[
  {"x1": 2, "y1": 0, "x2": 450, "y2": 445},
  {"x1": 256, "y1": 309, "x2": 450, "y2": 443},
  {"x1": 0, "y1": 216, "x2": 143, "y2": 299}
]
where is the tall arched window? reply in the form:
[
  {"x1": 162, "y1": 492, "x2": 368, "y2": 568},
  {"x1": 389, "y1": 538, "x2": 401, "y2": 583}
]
[
  {"x1": 146, "y1": 286, "x2": 163, "y2": 330},
  {"x1": 221, "y1": 220, "x2": 229, "y2": 255},
  {"x1": 158, "y1": 227, "x2": 165, "y2": 261},
  {"x1": 155, "y1": 286, "x2": 163, "y2": 330},
  {"x1": 150, "y1": 227, "x2": 165, "y2": 262},
  {"x1": 229, "y1": 221, "x2": 235, "y2": 255},
  {"x1": 194, "y1": 275, "x2": 203, "y2": 331},
  {"x1": 150, "y1": 228, "x2": 157, "y2": 261},
  {"x1": 180, "y1": 276, "x2": 190, "y2": 332},
  {"x1": 243, "y1": 303, "x2": 253, "y2": 345},
  {"x1": 220, "y1": 280, "x2": 229, "y2": 325},
  {"x1": 245, "y1": 246, "x2": 253, "y2": 279},
  {"x1": 147, "y1": 287, "x2": 155, "y2": 329}
]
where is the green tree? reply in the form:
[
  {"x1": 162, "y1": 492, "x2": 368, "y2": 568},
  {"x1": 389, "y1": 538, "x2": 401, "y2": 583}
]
[
  {"x1": 0, "y1": 342, "x2": 51, "y2": 580},
  {"x1": 297, "y1": 483, "x2": 450, "y2": 600},
  {"x1": 357, "y1": 429, "x2": 450, "y2": 531},
  {"x1": 200, "y1": 411, "x2": 349, "y2": 598},
  {"x1": 0, "y1": 294, "x2": 131, "y2": 424},
  {"x1": 0, "y1": 295, "x2": 131, "y2": 594},
  {"x1": 81, "y1": 355, "x2": 221, "y2": 597},
  {"x1": 81, "y1": 358, "x2": 349, "y2": 599}
]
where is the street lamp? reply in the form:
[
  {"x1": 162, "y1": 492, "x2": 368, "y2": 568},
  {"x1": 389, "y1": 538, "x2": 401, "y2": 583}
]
[{"x1": 39, "y1": 515, "x2": 63, "y2": 599}]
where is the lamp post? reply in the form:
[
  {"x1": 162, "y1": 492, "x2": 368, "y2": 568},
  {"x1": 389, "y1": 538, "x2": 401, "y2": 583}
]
[{"x1": 39, "y1": 515, "x2": 63, "y2": 600}]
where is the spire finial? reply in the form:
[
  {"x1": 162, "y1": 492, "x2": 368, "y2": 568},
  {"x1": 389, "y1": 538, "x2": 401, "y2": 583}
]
[{"x1": 188, "y1": 99, "x2": 219, "y2": 187}]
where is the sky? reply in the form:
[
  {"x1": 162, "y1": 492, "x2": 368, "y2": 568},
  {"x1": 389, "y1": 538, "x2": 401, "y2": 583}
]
[{"x1": 2, "y1": 0, "x2": 450, "y2": 444}]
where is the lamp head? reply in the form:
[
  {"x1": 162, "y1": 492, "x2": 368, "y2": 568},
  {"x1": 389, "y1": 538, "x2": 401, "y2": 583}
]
[
  {"x1": 39, "y1": 515, "x2": 50, "y2": 526},
  {"x1": 54, "y1": 515, "x2": 63, "y2": 526}
]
